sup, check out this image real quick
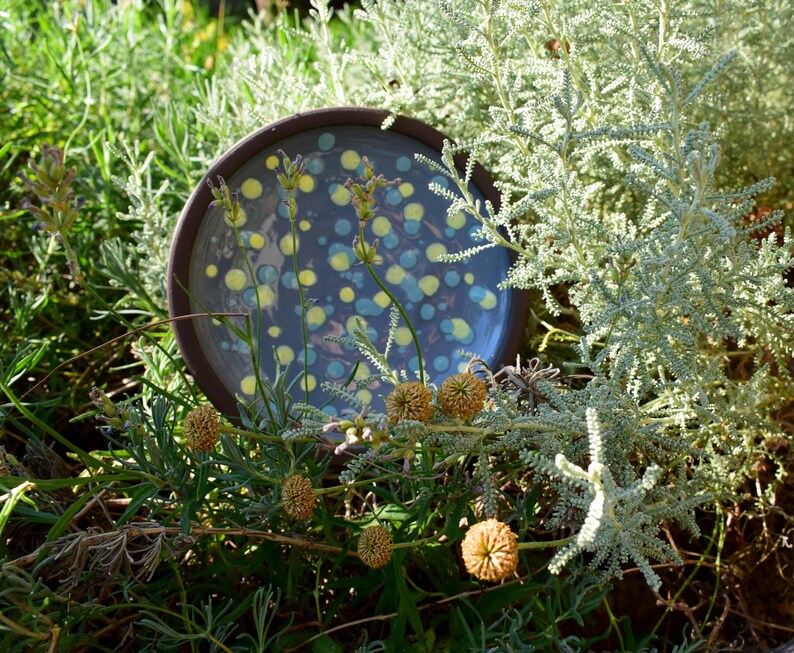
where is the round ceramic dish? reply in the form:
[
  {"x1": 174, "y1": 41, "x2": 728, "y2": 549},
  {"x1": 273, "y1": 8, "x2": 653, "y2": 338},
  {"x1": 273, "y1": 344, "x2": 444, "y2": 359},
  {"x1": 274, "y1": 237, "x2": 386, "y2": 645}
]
[{"x1": 168, "y1": 107, "x2": 527, "y2": 417}]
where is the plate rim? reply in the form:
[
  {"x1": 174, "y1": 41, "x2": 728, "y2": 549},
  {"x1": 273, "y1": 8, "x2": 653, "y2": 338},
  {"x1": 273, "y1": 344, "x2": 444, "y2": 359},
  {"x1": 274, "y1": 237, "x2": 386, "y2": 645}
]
[{"x1": 167, "y1": 106, "x2": 528, "y2": 417}]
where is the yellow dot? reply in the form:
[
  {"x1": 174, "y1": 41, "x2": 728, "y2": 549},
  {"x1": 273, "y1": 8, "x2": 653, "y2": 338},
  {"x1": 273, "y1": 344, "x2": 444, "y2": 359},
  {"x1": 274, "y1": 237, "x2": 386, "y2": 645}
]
[
  {"x1": 299, "y1": 219, "x2": 311, "y2": 232},
  {"x1": 451, "y1": 318, "x2": 471, "y2": 340},
  {"x1": 306, "y1": 305, "x2": 326, "y2": 326},
  {"x1": 241, "y1": 178, "x2": 262, "y2": 199},
  {"x1": 330, "y1": 251, "x2": 351, "y2": 272},
  {"x1": 371, "y1": 216, "x2": 392, "y2": 237},
  {"x1": 279, "y1": 234, "x2": 298, "y2": 255},
  {"x1": 268, "y1": 325, "x2": 281, "y2": 337},
  {"x1": 346, "y1": 315, "x2": 366, "y2": 335},
  {"x1": 426, "y1": 243, "x2": 447, "y2": 262},
  {"x1": 331, "y1": 185, "x2": 351, "y2": 206},
  {"x1": 206, "y1": 264, "x2": 218, "y2": 278},
  {"x1": 385, "y1": 265, "x2": 406, "y2": 284},
  {"x1": 305, "y1": 374, "x2": 317, "y2": 392},
  {"x1": 418, "y1": 275, "x2": 440, "y2": 296},
  {"x1": 257, "y1": 284, "x2": 276, "y2": 306},
  {"x1": 480, "y1": 290, "x2": 497, "y2": 310},
  {"x1": 224, "y1": 206, "x2": 247, "y2": 227},
  {"x1": 404, "y1": 203, "x2": 424, "y2": 221},
  {"x1": 249, "y1": 233, "x2": 266, "y2": 249},
  {"x1": 298, "y1": 175, "x2": 315, "y2": 193},
  {"x1": 298, "y1": 269, "x2": 317, "y2": 286},
  {"x1": 356, "y1": 389, "x2": 372, "y2": 405},
  {"x1": 394, "y1": 327, "x2": 412, "y2": 347},
  {"x1": 373, "y1": 291, "x2": 390, "y2": 308},
  {"x1": 276, "y1": 345, "x2": 294, "y2": 364},
  {"x1": 265, "y1": 154, "x2": 279, "y2": 169},
  {"x1": 354, "y1": 363, "x2": 371, "y2": 380},
  {"x1": 224, "y1": 268, "x2": 247, "y2": 291},
  {"x1": 464, "y1": 272, "x2": 474, "y2": 284},
  {"x1": 399, "y1": 182, "x2": 414, "y2": 198},
  {"x1": 240, "y1": 375, "x2": 257, "y2": 396},
  {"x1": 446, "y1": 211, "x2": 466, "y2": 229},
  {"x1": 340, "y1": 149, "x2": 361, "y2": 170},
  {"x1": 339, "y1": 287, "x2": 355, "y2": 302}
]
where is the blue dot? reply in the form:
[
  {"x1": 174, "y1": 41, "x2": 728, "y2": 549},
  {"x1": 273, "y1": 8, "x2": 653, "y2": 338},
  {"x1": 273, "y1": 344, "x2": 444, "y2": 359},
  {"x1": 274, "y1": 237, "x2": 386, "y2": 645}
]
[
  {"x1": 239, "y1": 230, "x2": 253, "y2": 247},
  {"x1": 439, "y1": 302, "x2": 448, "y2": 311},
  {"x1": 396, "y1": 156, "x2": 412, "y2": 172},
  {"x1": 257, "y1": 264, "x2": 278, "y2": 284},
  {"x1": 282, "y1": 271, "x2": 298, "y2": 289},
  {"x1": 365, "y1": 325, "x2": 378, "y2": 341},
  {"x1": 420, "y1": 304, "x2": 435, "y2": 320},
  {"x1": 433, "y1": 355, "x2": 450, "y2": 372},
  {"x1": 383, "y1": 232, "x2": 400, "y2": 249},
  {"x1": 278, "y1": 202, "x2": 290, "y2": 218},
  {"x1": 318, "y1": 236, "x2": 328, "y2": 246},
  {"x1": 403, "y1": 220, "x2": 420, "y2": 236},
  {"x1": 327, "y1": 361, "x2": 345, "y2": 380},
  {"x1": 468, "y1": 225, "x2": 483, "y2": 240},
  {"x1": 431, "y1": 175, "x2": 449, "y2": 189},
  {"x1": 399, "y1": 249, "x2": 418, "y2": 268},
  {"x1": 386, "y1": 189, "x2": 403, "y2": 206},
  {"x1": 324, "y1": 304, "x2": 334, "y2": 315},
  {"x1": 221, "y1": 341, "x2": 230, "y2": 351},
  {"x1": 307, "y1": 158, "x2": 324, "y2": 174},
  {"x1": 408, "y1": 356, "x2": 420, "y2": 373},
  {"x1": 444, "y1": 270, "x2": 461, "y2": 287},
  {"x1": 277, "y1": 187, "x2": 289, "y2": 200},
  {"x1": 440, "y1": 319, "x2": 453, "y2": 334},
  {"x1": 334, "y1": 219, "x2": 352, "y2": 236},
  {"x1": 445, "y1": 227, "x2": 456, "y2": 238},
  {"x1": 318, "y1": 133, "x2": 335, "y2": 151}
]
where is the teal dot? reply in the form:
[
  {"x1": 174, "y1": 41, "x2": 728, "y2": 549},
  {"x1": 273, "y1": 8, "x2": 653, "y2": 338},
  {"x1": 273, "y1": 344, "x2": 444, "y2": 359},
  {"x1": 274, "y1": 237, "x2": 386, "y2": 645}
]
[
  {"x1": 278, "y1": 202, "x2": 290, "y2": 218},
  {"x1": 257, "y1": 264, "x2": 278, "y2": 284},
  {"x1": 334, "y1": 219, "x2": 352, "y2": 236},
  {"x1": 400, "y1": 276, "x2": 424, "y2": 303},
  {"x1": 281, "y1": 271, "x2": 298, "y2": 289},
  {"x1": 318, "y1": 236, "x2": 328, "y2": 246},
  {"x1": 445, "y1": 227, "x2": 456, "y2": 238},
  {"x1": 221, "y1": 341, "x2": 230, "y2": 351},
  {"x1": 431, "y1": 175, "x2": 449, "y2": 188},
  {"x1": 242, "y1": 287, "x2": 257, "y2": 307},
  {"x1": 327, "y1": 361, "x2": 345, "y2": 379},
  {"x1": 386, "y1": 189, "x2": 403, "y2": 206},
  {"x1": 318, "y1": 132, "x2": 335, "y2": 151},
  {"x1": 383, "y1": 232, "x2": 400, "y2": 249},
  {"x1": 298, "y1": 348, "x2": 318, "y2": 365},
  {"x1": 440, "y1": 319, "x2": 453, "y2": 334},
  {"x1": 420, "y1": 304, "x2": 435, "y2": 320},
  {"x1": 355, "y1": 298, "x2": 384, "y2": 316},
  {"x1": 404, "y1": 220, "x2": 420, "y2": 236},
  {"x1": 396, "y1": 156, "x2": 412, "y2": 172},
  {"x1": 399, "y1": 249, "x2": 418, "y2": 268},
  {"x1": 433, "y1": 355, "x2": 450, "y2": 372},
  {"x1": 307, "y1": 157, "x2": 324, "y2": 174},
  {"x1": 469, "y1": 285, "x2": 487, "y2": 303},
  {"x1": 239, "y1": 230, "x2": 253, "y2": 247},
  {"x1": 444, "y1": 270, "x2": 461, "y2": 287}
]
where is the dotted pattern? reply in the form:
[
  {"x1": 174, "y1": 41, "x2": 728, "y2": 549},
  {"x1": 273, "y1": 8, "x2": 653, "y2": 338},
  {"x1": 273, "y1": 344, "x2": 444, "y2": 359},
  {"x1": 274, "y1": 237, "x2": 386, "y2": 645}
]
[{"x1": 187, "y1": 126, "x2": 512, "y2": 413}]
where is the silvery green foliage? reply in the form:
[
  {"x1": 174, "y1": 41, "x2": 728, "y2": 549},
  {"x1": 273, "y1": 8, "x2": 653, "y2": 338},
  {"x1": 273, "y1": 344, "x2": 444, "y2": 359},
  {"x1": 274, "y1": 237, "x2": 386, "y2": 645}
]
[{"x1": 129, "y1": 0, "x2": 793, "y2": 587}]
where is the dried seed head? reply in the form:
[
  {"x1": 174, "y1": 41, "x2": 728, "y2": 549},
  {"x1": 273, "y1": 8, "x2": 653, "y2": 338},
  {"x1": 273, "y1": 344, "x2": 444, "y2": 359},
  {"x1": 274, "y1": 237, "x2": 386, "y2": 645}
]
[
  {"x1": 386, "y1": 381, "x2": 433, "y2": 424},
  {"x1": 358, "y1": 524, "x2": 393, "y2": 569},
  {"x1": 461, "y1": 519, "x2": 519, "y2": 582},
  {"x1": 184, "y1": 405, "x2": 220, "y2": 452},
  {"x1": 437, "y1": 373, "x2": 487, "y2": 421},
  {"x1": 281, "y1": 474, "x2": 318, "y2": 520}
]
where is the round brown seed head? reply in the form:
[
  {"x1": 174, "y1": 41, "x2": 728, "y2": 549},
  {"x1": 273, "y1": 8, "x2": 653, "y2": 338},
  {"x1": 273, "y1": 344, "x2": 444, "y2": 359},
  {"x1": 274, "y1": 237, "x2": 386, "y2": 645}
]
[
  {"x1": 437, "y1": 373, "x2": 487, "y2": 421},
  {"x1": 461, "y1": 519, "x2": 519, "y2": 582},
  {"x1": 358, "y1": 524, "x2": 393, "y2": 569},
  {"x1": 184, "y1": 405, "x2": 220, "y2": 452},
  {"x1": 386, "y1": 381, "x2": 433, "y2": 424},
  {"x1": 281, "y1": 474, "x2": 318, "y2": 520}
]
